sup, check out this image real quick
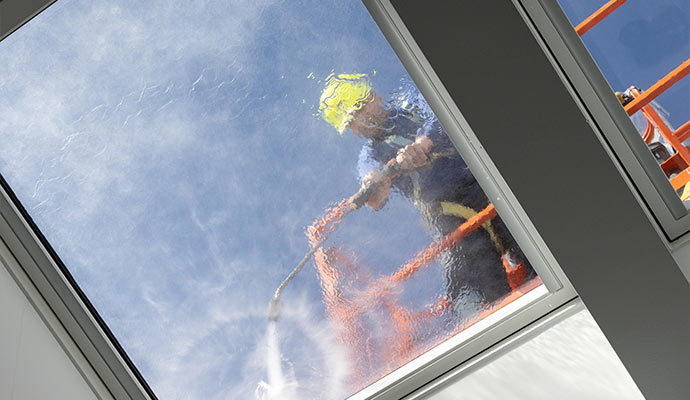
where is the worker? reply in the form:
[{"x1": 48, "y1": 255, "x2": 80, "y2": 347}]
[{"x1": 319, "y1": 73, "x2": 535, "y2": 319}]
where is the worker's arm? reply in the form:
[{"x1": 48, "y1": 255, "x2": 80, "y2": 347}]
[
  {"x1": 362, "y1": 170, "x2": 392, "y2": 210},
  {"x1": 363, "y1": 136, "x2": 434, "y2": 210},
  {"x1": 395, "y1": 136, "x2": 433, "y2": 169}
]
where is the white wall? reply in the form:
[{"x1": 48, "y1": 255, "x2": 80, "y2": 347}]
[
  {"x1": 0, "y1": 261, "x2": 97, "y2": 400},
  {"x1": 427, "y1": 309, "x2": 645, "y2": 399}
]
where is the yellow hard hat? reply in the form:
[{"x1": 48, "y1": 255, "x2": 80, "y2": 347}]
[{"x1": 319, "y1": 73, "x2": 372, "y2": 134}]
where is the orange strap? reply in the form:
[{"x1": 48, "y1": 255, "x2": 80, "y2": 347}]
[{"x1": 388, "y1": 204, "x2": 497, "y2": 283}]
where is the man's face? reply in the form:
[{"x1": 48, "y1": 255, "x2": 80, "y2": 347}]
[{"x1": 348, "y1": 92, "x2": 386, "y2": 138}]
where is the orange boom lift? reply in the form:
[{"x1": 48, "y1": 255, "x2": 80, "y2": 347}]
[{"x1": 577, "y1": 1, "x2": 690, "y2": 197}]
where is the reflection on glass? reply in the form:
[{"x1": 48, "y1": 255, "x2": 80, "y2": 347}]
[
  {"x1": 0, "y1": 1, "x2": 540, "y2": 398},
  {"x1": 557, "y1": 0, "x2": 690, "y2": 205}
]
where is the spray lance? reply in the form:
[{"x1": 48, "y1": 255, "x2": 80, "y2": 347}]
[{"x1": 267, "y1": 151, "x2": 453, "y2": 321}]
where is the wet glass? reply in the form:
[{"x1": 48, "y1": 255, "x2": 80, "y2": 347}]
[
  {"x1": 557, "y1": 0, "x2": 690, "y2": 204},
  {"x1": 0, "y1": 0, "x2": 542, "y2": 398}
]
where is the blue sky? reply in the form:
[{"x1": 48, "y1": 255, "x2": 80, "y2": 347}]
[{"x1": 0, "y1": 0, "x2": 686, "y2": 399}]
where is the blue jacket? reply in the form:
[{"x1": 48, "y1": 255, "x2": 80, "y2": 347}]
[{"x1": 358, "y1": 107, "x2": 487, "y2": 211}]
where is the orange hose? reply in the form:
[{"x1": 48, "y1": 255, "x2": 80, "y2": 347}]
[{"x1": 388, "y1": 204, "x2": 497, "y2": 283}]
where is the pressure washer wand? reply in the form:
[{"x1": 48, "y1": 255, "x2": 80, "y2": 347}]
[
  {"x1": 267, "y1": 220, "x2": 347, "y2": 321},
  {"x1": 268, "y1": 152, "x2": 452, "y2": 321}
]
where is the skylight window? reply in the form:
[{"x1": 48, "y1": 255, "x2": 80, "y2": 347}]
[
  {"x1": 0, "y1": 1, "x2": 560, "y2": 398},
  {"x1": 558, "y1": 0, "x2": 690, "y2": 207}
]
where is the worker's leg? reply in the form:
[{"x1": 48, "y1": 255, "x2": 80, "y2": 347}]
[
  {"x1": 436, "y1": 212, "x2": 511, "y2": 321},
  {"x1": 491, "y1": 215, "x2": 538, "y2": 281}
]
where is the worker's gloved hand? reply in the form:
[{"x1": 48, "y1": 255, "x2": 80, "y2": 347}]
[
  {"x1": 362, "y1": 170, "x2": 392, "y2": 211},
  {"x1": 396, "y1": 136, "x2": 433, "y2": 170}
]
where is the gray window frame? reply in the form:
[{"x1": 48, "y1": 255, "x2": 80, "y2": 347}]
[
  {"x1": 0, "y1": 177, "x2": 155, "y2": 399},
  {"x1": 0, "y1": 0, "x2": 56, "y2": 42}
]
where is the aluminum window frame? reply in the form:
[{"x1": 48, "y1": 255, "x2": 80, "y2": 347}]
[
  {"x1": 0, "y1": 213, "x2": 116, "y2": 400},
  {"x1": 0, "y1": 176, "x2": 156, "y2": 400},
  {"x1": 404, "y1": 297, "x2": 585, "y2": 400}
]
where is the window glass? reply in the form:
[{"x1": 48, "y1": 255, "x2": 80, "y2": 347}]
[
  {"x1": 557, "y1": 0, "x2": 690, "y2": 204},
  {"x1": 0, "y1": 0, "x2": 542, "y2": 398}
]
